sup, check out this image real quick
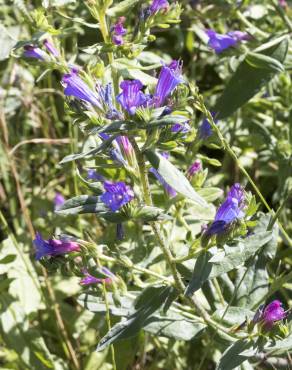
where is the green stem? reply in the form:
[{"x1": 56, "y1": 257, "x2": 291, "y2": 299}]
[
  {"x1": 271, "y1": 0, "x2": 292, "y2": 33},
  {"x1": 97, "y1": 9, "x2": 119, "y2": 99},
  {"x1": 198, "y1": 96, "x2": 292, "y2": 247},
  {"x1": 130, "y1": 138, "x2": 239, "y2": 341}
]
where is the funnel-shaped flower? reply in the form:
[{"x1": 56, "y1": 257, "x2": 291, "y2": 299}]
[
  {"x1": 199, "y1": 112, "x2": 217, "y2": 139},
  {"x1": 150, "y1": 0, "x2": 169, "y2": 14},
  {"x1": 117, "y1": 80, "x2": 147, "y2": 115},
  {"x1": 101, "y1": 181, "x2": 134, "y2": 211},
  {"x1": 187, "y1": 160, "x2": 202, "y2": 178},
  {"x1": 33, "y1": 232, "x2": 80, "y2": 260},
  {"x1": 62, "y1": 70, "x2": 102, "y2": 109},
  {"x1": 54, "y1": 192, "x2": 65, "y2": 210},
  {"x1": 80, "y1": 267, "x2": 115, "y2": 286},
  {"x1": 206, "y1": 29, "x2": 249, "y2": 54},
  {"x1": 43, "y1": 39, "x2": 59, "y2": 57},
  {"x1": 262, "y1": 300, "x2": 286, "y2": 329},
  {"x1": 205, "y1": 183, "x2": 245, "y2": 235},
  {"x1": 153, "y1": 60, "x2": 184, "y2": 107},
  {"x1": 23, "y1": 45, "x2": 47, "y2": 60}
]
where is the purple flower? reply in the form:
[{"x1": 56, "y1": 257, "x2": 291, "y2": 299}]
[
  {"x1": 187, "y1": 160, "x2": 202, "y2": 178},
  {"x1": 33, "y1": 232, "x2": 80, "y2": 260},
  {"x1": 279, "y1": 0, "x2": 287, "y2": 7},
  {"x1": 116, "y1": 136, "x2": 133, "y2": 157},
  {"x1": 80, "y1": 267, "x2": 115, "y2": 286},
  {"x1": 253, "y1": 300, "x2": 287, "y2": 330},
  {"x1": 199, "y1": 112, "x2": 217, "y2": 139},
  {"x1": 153, "y1": 60, "x2": 184, "y2": 107},
  {"x1": 87, "y1": 169, "x2": 104, "y2": 181},
  {"x1": 43, "y1": 39, "x2": 59, "y2": 57},
  {"x1": 112, "y1": 17, "x2": 127, "y2": 45},
  {"x1": 206, "y1": 29, "x2": 249, "y2": 54},
  {"x1": 262, "y1": 300, "x2": 286, "y2": 329},
  {"x1": 171, "y1": 121, "x2": 191, "y2": 134},
  {"x1": 54, "y1": 192, "x2": 65, "y2": 210},
  {"x1": 62, "y1": 69, "x2": 102, "y2": 109},
  {"x1": 97, "y1": 83, "x2": 122, "y2": 119},
  {"x1": 100, "y1": 181, "x2": 134, "y2": 211},
  {"x1": 150, "y1": 168, "x2": 177, "y2": 197},
  {"x1": 117, "y1": 80, "x2": 148, "y2": 115},
  {"x1": 23, "y1": 45, "x2": 47, "y2": 60},
  {"x1": 150, "y1": 0, "x2": 169, "y2": 13},
  {"x1": 205, "y1": 183, "x2": 245, "y2": 235}
]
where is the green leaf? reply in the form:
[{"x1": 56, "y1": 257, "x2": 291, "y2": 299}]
[
  {"x1": 145, "y1": 150, "x2": 208, "y2": 207},
  {"x1": 0, "y1": 25, "x2": 20, "y2": 61},
  {"x1": 185, "y1": 231, "x2": 273, "y2": 295},
  {"x1": 0, "y1": 254, "x2": 16, "y2": 264},
  {"x1": 144, "y1": 311, "x2": 206, "y2": 341},
  {"x1": 133, "y1": 205, "x2": 171, "y2": 221},
  {"x1": 197, "y1": 187, "x2": 224, "y2": 202},
  {"x1": 215, "y1": 36, "x2": 288, "y2": 119},
  {"x1": 96, "y1": 286, "x2": 173, "y2": 351},
  {"x1": 265, "y1": 335, "x2": 292, "y2": 355},
  {"x1": 216, "y1": 340, "x2": 255, "y2": 370},
  {"x1": 148, "y1": 115, "x2": 189, "y2": 128},
  {"x1": 59, "y1": 135, "x2": 116, "y2": 164},
  {"x1": 106, "y1": 0, "x2": 140, "y2": 17},
  {"x1": 55, "y1": 195, "x2": 128, "y2": 222},
  {"x1": 78, "y1": 291, "x2": 206, "y2": 341},
  {"x1": 212, "y1": 307, "x2": 254, "y2": 327}
]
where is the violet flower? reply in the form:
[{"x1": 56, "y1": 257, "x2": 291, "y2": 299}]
[
  {"x1": 150, "y1": 0, "x2": 169, "y2": 14},
  {"x1": 199, "y1": 112, "x2": 217, "y2": 139},
  {"x1": 206, "y1": 30, "x2": 249, "y2": 54},
  {"x1": 171, "y1": 121, "x2": 191, "y2": 134},
  {"x1": 80, "y1": 267, "x2": 115, "y2": 286},
  {"x1": 262, "y1": 300, "x2": 286, "y2": 329},
  {"x1": 205, "y1": 183, "x2": 245, "y2": 235},
  {"x1": 116, "y1": 79, "x2": 148, "y2": 115},
  {"x1": 43, "y1": 39, "x2": 59, "y2": 57},
  {"x1": 253, "y1": 300, "x2": 286, "y2": 330},
  {"x1": 153, "y1": 60, "x2": 184, "y2": 107},
  {"x1": 187, "y1": 160, "x2": 202, "y2": 178},
  {"x1": 62, "y1": 69, "x2": 102, "y2": 109},
  {"x1": 54, "y1": 192, "x2": 65, "y2": 210},
  {"x1": 33, "y1": 232, "x2": 80, "y2": 260},
  {"x1": 112, "y1": 17, "x2": 127, "y2": 45},
  {"x1": 87, "y1": 169, "x2": 104, "y2": 181},
  {"x1": 23, "y1": 45, "x2": 47, "y2": 60},
  {"x1": 100, "y1": 181, "x2": 134, "y2": 211},
  {"x1": 97, "y1": 83, "x2": 122, "y2": 119}
]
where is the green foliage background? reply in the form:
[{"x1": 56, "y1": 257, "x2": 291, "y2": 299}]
[{"x1": 0, "y1": 0, "x2": 292, "y2": 369}]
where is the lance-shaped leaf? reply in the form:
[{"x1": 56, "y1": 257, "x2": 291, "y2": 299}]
[
  {"x1": 59, "y1": 135, "x2": 117, "y2": 164},
  {"x1": 78, "y1": 291, "x2": 206, "y2": 342},
  {"x1": 106, "y1": 0, "x2": 140, "y2": 17},
  {"x1": 215, "y1": 36, "x2": 288, "y2": 119},
  {"x1": 185, "y1": 231, "x2": 273, "y2": 296},
  {"x1": 56, "y1": 196, "x2": 169, "y2": 222},
  {"x1": 216, "y1": 340, "x2": 256, "y2": 370},
  {"x1": 145, "y1": 150, "x2": 208, "y2": 207},
  {"x1": 55, "y1": 195, "x2": 128, "y2": 222},
  {"x1": 96, "y1": 286, "x2": 173, "y2": 351}
]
